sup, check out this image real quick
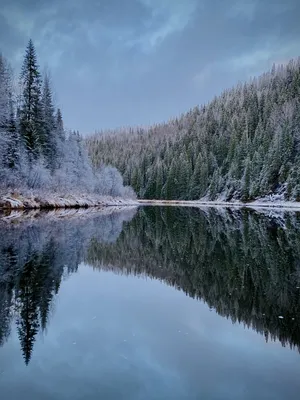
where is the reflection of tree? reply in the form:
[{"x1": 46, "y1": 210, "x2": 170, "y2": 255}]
[
  {"x1": 15, "y1": 245, "x2": 61, "y2": 364},
  {"x1": 0, "y1": 245, "x2": 17, "y2": 346},
  {"x1": 0, "y1": 209, "x2": 136, "y2": 364},
  {"x1": 0, "y1": 283, "x2": 13, "y2": 347},
  {"x1": 16, "y1": 258, "x2": 41, "y2": 365},
  {"x1": 87, "y1": 207, "x2": 300, "y2": 352}
]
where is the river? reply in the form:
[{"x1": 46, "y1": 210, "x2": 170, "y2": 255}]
[{"x1": 0, "y1": 206, "x2": 299, "y2": 399}]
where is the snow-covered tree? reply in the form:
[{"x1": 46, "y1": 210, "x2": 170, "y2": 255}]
[
  {"x1": 87, "y1": 57, "x2": 300, "y2": 201},
  {"x1": 0, "y1": 40, "x2": 134, "y2": 199},
  {"x1": 19, "y1": 39, "x2": 43, "y2": 161},
  {"x1": 41, "y1": 72, "x2": 56, "y2": 171},
  {"x1": 0, "y1": 54, "x2": 11, "y2": 170}
]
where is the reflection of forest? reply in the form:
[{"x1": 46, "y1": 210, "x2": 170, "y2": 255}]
[
  {"x1": 1, "y1": 207, "x2": 300, "y2": 365},
  {"x1": 87, "y1": 207, "x2": 300, "y2": 352},
  {"x1": 0, "y1": 208, "x2": 136, "y2": 364}
]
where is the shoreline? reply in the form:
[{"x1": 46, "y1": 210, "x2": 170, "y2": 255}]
[
  {"x1": 137, "y1": 199, "x2": 300, "y2": 211},
  {"x1": 2, "y1": 194, "x2": 300, "y2": 212},
  {"x1": 0, "y1": 194, "x2": 138, "y2": 210},
  {"x1": 0, "y1": 205, "x2": 138, "y2": 223}
]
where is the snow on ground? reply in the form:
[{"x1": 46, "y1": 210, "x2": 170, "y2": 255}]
[
  {"x1": 2, "y1": 191, "x2": 300, "y2": 212},
  {"x1": 0, "y1": 192, "x2": 138, "y2": 210},
  {"x1": 138, "y1": 198, "x2": 300, "y2": 211},
  {"x1": 0, "y1": 205, "x2": 138, "y2": 224}
]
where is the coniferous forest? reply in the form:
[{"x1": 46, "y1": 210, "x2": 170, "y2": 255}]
[
  {"x1": 0, "y1": 40, "x2": 133, "y2": 200},
  {"x1": 87, "y1": 59, "x2": 300, "y2": 202},
  {"x1": 2, "y1": 40, "x2": 300, "y2": 204}
]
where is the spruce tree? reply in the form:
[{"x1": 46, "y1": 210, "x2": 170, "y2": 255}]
[
  {"x1": 55, "y1": 108, "x2": 65, "y2": 141},
  {"x1": 0, "y1": 54, "x2": 9, "y2": 132},
  {"x1": 241, "y1": 157, "x2": 251, "y2": 201},
  {"x1": 19, "y1": 39, "x2": 43, "y2": 161},
  {"x1": 155, "y1": 161, "x2": 164, "y2": 199},
  {"x1": 42, "y1": 73, "x2": 56, "y2": 170},
  {"x1": 0, "y1": 54, "x2": 20, "y2": 175},
  {"x1": 6, "y1": 94, "x2": 20, "y2": 170}
]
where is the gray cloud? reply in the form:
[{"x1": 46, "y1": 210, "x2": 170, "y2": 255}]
[{"x1": 0, "y1": 0, "x2": 299, "y2": 133}]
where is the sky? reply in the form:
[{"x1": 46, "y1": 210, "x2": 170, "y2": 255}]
[{"x1": 0, "y1": 0, "x2": 300, "y2": 134}]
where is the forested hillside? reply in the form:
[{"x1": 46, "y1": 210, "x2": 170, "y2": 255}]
[
  {"x1": 87, "y1": 59, "x2": 300, "y2": 201},
  {"x1": 0, "y1": 40, "x2": 133, "y2": 199}
]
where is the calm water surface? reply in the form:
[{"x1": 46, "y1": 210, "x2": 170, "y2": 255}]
[{"x1": 0, "y1": 206, "x2": 300, "y2": 399}]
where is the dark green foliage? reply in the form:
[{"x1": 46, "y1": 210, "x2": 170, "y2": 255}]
[{"x1": 87, "y1": 58, "x2": 300, "y2": 201}]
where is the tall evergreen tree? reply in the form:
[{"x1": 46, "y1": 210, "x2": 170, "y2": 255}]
[
  {"x1": 19, "y1": 39, "x2": 43, "y2": 161},
  {"x1": 0, "y1": 54, "x2": 11, "y2": 170},
  {"x1": 6, "y1": 94, "x2": 20, "y2": 170},
  {"x1": 55, "y1": 108, "x2": 65, "y2": 141},
  {"x1": 42, "y1": 73, "x2": 56, "y2": 170}
]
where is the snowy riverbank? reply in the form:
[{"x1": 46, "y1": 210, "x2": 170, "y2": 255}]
[
  {"x1": 2, "y1": 193, "x2": 300, "y2": 212},
  {"x1": 0, "y1": 192, "x2": 138, "y2": 210},
  {"x1": 0, "y1": 206, "x2": 138, "y2": 224},
  {"x1": 138, "y1": 199, "x2": 300, "y2": 211}
]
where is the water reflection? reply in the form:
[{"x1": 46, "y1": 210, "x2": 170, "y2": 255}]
[
  {"x1": 0, "y1": 208, "x2": 137, "y2": 364},
  {"x1": 0, "y1": 206, "x2": 300, "y2": 366},
  {"x1": 87, "y1": 207, "x2": 300, "y2": 352}
]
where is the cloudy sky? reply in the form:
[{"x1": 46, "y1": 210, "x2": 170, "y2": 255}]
[{"x1": 1, "y1": 0, "x2": 299, "y2": 134}]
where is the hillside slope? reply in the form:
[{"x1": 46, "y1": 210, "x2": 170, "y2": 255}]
[{"x1": 87, "y1": 59, "x2": 300, "y2": 201}]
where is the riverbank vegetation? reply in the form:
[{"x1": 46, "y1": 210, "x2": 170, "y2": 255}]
[{"x1": 0, "y1": 40, "x2": 135, "y2": 207}]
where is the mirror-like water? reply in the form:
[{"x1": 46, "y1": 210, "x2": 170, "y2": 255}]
[{"x1": 0, "y1": 206, "x2": 300, "y2": 399}]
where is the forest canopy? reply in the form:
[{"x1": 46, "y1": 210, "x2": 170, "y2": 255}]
[{"x1": 87, "y1": 58, "x2": 300, "y2": 202}]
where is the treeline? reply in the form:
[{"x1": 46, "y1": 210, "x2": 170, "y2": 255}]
[
  {"x1": 0, "y1": 40, "x2": 133, "y2": 198},
  {"x1": 0, "y1": 208, "x2": 136, "y2": 364},
  {"x1": 87, "y1": 206, "x2": 300, "y2": 351},
  {"x1": 87, "y1": 58, "x2": 300, "y2": 201}
]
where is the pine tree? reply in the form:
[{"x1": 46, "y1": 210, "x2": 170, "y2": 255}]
[
  {"x1": 6, "y1": 94, "x2": 20, "y2": 170},
  {"x1": 189, "y1": 154, "x2": 208, "y2": 199},
  {"x1": 241, "y1": 157, "x2": 251, "y2": 201},
  {"x1": 55, "y1": 108, "x2": 65, "y2": 141},
  {"x1": 0, "y1": 54, "x2": 11, "y2": 171},
  {"x1": 19, "y1": 39, "x2": 43, "y2": 161},
  {"x1": 0, "y1": 53, "x2": 10, "y2": 121},
  {"x1": 177, "y1": 152, "x2": 191, "y2": 199},
  {"x1": 209, "y1": 168, "x2": 221, "y2": 200},
  {"x1": 162, "y1": 159, "x2": 177, "y2": 200},
  {"x1": 155, "y1": 160, "x2": 164, "y2": 199},
  {"x1": 144, "y1": 166, "x2": 156, "y2": 199},
  {"x1": 42, "y1": 73, "x2": 56, "y2": 171}
]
